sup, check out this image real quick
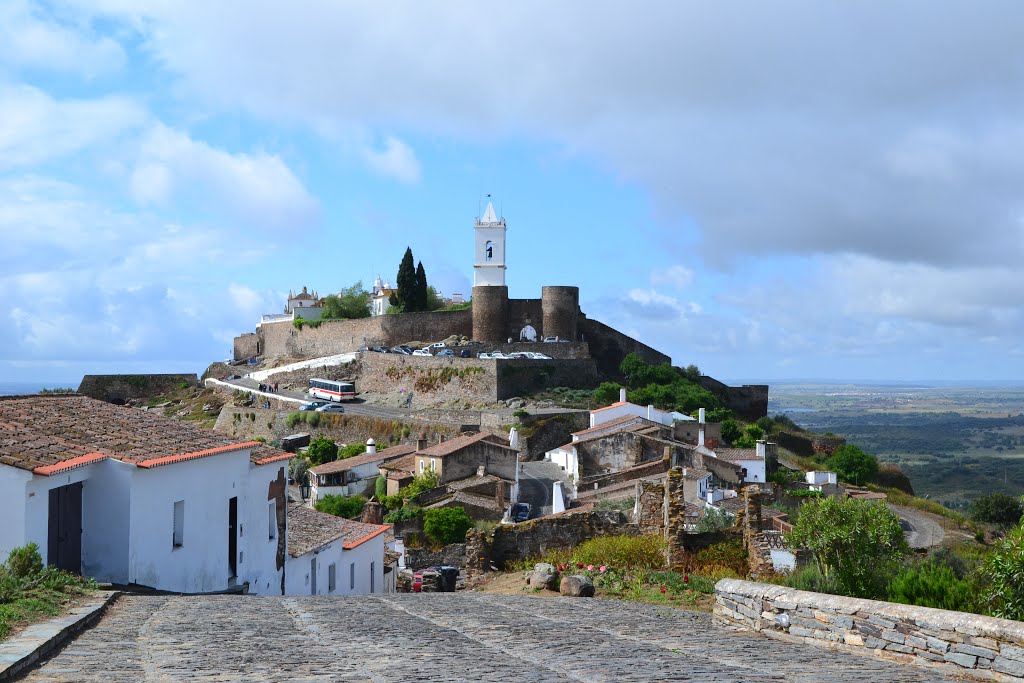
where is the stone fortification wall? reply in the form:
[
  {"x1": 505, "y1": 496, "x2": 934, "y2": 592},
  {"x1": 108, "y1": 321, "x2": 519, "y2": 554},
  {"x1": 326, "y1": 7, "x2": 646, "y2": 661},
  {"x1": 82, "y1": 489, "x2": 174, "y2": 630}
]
[
  {"x1": 493, "y1": 358, "x2": 599, "y2": 399},
  {"x1": 774, "y1": 430, "x2": 847, "y2": 458},
  {"x1": 579, "y1": 317, "x2": 672, "y2": 378},
  {"x1": 542, "y1": 286, "x2": 580, "y2": 342},
  {"x1": 257, "y1": 309, "x2": 474, "y2": 359},
  {"x1": 715, "y1": 579, "x2": 1024, "y2": 682},
  {"x1": 78, "y1": 374, "x2": 197, "y2": 404},
  {"x1": 406, "y1": 543, "x2": 467, "y2": 571},
  {"x1": 472, "y1": 285, "x2": 510, "y2": 343},
  {"x1": 233, "y1": 333, "x2": 259, "y2": 361},
  {"x1": 696, "y1": 376, "x2": 769, "y2": 422},
  {"x1": 508, "y1": 298, "x2": 543, "y2": 340},
  {"x1": 511, "y1": 412, "x2": 590, "y2": 460}
]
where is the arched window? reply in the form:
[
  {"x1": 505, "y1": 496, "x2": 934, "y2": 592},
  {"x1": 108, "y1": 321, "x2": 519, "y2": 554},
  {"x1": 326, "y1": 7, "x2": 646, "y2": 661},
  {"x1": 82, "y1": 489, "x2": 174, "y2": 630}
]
[{"x1": 485, "y1": 241, "x2": 494, "y2": 261}]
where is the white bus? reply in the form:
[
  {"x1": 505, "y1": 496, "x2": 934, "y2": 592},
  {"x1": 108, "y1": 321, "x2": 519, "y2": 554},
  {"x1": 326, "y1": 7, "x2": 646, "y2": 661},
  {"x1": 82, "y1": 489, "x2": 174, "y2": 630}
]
[{"x1": 308, "y1": 378, "x2": 356, "y2": 402}]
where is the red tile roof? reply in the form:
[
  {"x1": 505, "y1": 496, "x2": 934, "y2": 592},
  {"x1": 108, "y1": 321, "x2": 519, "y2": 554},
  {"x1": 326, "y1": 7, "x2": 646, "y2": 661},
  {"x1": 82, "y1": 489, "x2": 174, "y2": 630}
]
[
  {"x1": 713, "y1": 448, "x2": 762, "y2": 463},
  {"x1": 0, "y1": 394, "x2": 276, "y2": 474},
  {"x1": 590, "y1": 401, "x2": 628, "y2": 413},
  {"x1": 309, "y1": 443, "x2": 416, "y2": 476},
  {"x1": 415, "y1": 432, "x2": 515, "y2": 458},
  {"x1": 571, "y1": 415, "x2": 657, "y2": 438},
  {"x1": 287, "y1": 502, "x2": 390, "y2": 557}
]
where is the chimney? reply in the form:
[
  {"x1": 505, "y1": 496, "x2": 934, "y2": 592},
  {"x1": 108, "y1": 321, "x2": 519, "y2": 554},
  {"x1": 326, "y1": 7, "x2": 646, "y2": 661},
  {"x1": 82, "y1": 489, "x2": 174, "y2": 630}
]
[
  {"x1": 366, "y1": 438, "x2": 377, "y2": 455},
  {"x1": 647, "y1": 404, "x2": 654, "y2": 420},
  {"x1": 698, "y1": 408, "x2": 705, "y2": 425},
  {"x1": 619, "y1": 387, "x2": 627, "y2": 403},
  {"x1": 756, "y1": 440, "x2": 766, "y2": 459},
  {"x1": 416, "y1": 438, "x2": 427, "y2": 451}
]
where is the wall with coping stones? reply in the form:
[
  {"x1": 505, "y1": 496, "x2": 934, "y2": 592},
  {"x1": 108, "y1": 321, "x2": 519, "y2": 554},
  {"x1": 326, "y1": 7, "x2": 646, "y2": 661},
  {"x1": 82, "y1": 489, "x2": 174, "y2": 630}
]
[
  {"x1": 714, "y1": 579, "x2": 1024, "y2": 682},
  {"x1": 405, "y1": 542, "x2": 467, "y2": 570}
]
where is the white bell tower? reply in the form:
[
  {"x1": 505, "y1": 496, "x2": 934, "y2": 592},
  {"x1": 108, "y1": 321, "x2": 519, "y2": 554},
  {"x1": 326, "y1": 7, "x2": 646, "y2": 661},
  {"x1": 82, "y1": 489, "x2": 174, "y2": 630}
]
[{"x1": 473, "y1": 201, "x2": 506, "y2": 287}]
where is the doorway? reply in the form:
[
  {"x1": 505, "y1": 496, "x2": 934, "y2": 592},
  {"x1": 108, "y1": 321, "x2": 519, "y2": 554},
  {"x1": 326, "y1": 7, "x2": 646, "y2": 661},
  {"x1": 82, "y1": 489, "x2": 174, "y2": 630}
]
[
  {"x1": 47, "y1": 483, "x2": 82, "y2": 574},
  {"x1": 310, "y1": 557, "x2": 317, "y2": 595},
  {"x1": 228, "y1": 496, "x2": 238, "y2": 578}
]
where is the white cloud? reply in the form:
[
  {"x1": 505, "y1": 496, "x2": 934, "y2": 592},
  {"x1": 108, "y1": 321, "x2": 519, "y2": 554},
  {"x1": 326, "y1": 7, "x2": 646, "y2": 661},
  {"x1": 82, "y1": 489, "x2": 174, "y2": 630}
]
[
  {"x1": 0, "y1": 0, "x2": 126, "y2": 77},
  {"x1": 131, "y1": 123, "x2": 319, "y2": 229},
  {"x1": 362, "y1": 137, "x2": 422, "y2": 184},
  {"x1": 0, "y1": 84, "x2": 146, "y2": 170}
]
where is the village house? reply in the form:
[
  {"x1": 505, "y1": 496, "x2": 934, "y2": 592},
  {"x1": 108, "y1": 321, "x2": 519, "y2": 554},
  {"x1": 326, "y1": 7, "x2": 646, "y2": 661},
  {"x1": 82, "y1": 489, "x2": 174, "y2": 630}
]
[
  {"x1": 0, "y1": 394, "x2": 291, "y2": 594},
  {"x1": 285, "y1": 502, "x2": 391, "y2": 595},
  {"x1": 588, "y1": 388, "x2": 695, "y2": 429},
  {"x1": 308, "y1": 441, "x2": 416, "y2": 502}
]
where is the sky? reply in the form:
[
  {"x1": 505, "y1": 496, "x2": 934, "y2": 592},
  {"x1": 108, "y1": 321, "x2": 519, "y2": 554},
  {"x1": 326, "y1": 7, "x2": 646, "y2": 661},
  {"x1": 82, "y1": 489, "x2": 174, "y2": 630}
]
[{"x1": 2, "y1": 1, "x2": 1024, "y2": 386}]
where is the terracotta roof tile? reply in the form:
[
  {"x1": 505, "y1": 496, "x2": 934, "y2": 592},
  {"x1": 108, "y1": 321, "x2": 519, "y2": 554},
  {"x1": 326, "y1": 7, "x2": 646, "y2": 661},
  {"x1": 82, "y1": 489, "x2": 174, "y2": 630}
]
[
  {"x1": 571, "y1": 415, "x2": 659, "y2": 438},
  {"x1": 287, "y1": 503, "x2": 390, "y2": 557},
  {"x1": 415, "y1": 432, "x2": 514, "y2": 458},
  {"x1": 310, "y1": 444, "x2": 417, "y2": 476},
  {"x1": 379, "y1": 453, "x2": 417, "y2": 476},
  {"x1": 713, "y1": 448, "x2": 762, "y2": 463},
  {"x1": 0, "y1": 394, "x2": 263, "y2": 474}
]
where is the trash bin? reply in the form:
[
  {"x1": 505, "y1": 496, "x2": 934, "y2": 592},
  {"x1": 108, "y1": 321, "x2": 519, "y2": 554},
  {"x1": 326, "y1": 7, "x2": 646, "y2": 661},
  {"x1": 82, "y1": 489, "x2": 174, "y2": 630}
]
[{"x1": 437, "y1": 565, "x2": 459, "y2": 592}]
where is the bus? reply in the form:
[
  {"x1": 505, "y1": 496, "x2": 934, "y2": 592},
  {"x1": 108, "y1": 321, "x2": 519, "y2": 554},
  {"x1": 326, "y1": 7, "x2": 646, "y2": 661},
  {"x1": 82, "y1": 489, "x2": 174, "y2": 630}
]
[{"x1": 308, "y1": 378, "x2": 356, "y2": 402}]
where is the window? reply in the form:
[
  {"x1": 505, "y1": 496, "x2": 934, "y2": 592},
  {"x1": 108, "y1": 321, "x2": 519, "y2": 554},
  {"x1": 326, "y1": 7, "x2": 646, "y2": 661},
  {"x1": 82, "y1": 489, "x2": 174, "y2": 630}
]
[
  {"x1": 328, "y1": 563, "x2": 337, "y2": 593},
  {"x1": 172, "y1": 500, "x2": 184, "y2": 548},
  {"x1": 349, "y1": 562, "x2": 355, "y2": 591},
  {"x1": 268, "y1": 501, "x2": 277, "y2": 541},
  {"x1": 370, "y1": 561, "x2": 375, "y2": 593},
  {"x1": 419, "y1": 459, "x2": 425, "y2": 474},
  {"x1": 485, "y1": 241, "x2": 493, "y2": 261}
]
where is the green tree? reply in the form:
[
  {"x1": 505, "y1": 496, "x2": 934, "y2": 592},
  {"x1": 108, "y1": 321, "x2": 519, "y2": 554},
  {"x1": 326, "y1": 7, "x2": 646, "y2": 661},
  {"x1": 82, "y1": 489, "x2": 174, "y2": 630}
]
[
  {"x1": 695, "y1": 506, "x2": 732, "y2": 533},
  {"x1": 721, "y1": 419, "x2": 742, "y2": 444},
  {"x1": 288, "y1": 456, "x2": 310, "y2": 485},
  {"x1": 983, "y1": 522, "x2": 1024, "y2": 620},
  {"x1": 826, "y1": 444, "x2": 879, "y2": 486},
  {"x1": 390, "y1": 246, "x2": 417, "y2": 312},
  {"x1": 306, "y1": 436, "x2": 339, "y2": 466},
  {"x1": 423, "y1": 506, "x2": 474, "y2": 545},
  {"x1": 971, "y1": 493, "x2": 1024, "y2": 528},
  {"x1": 412, "y1": 261, "x2": 428, "y2": 312},
  {"x1": 593, "y1": 382, "x2": 622, "y2": 406},
  {"x1": 315, "y1": 495, "x2": 366, "y2": 520},
  {"x1": 887, "y1": 560, "x2": 976, "y2": 612},
  {"x1": 339, "y1": 442, "x2": 368, "y2": 459},
  {"x1": 787, "y1": 497, "x2": 909, "y2": 599},
  {"x1": 425, "y1": 285, "x2": 445, "y2": 311},
  {"x1": 320, "y1": 282, "x2": 371, "y2": 320},
  {"x1": 375, "y1": 475, "x2": 387, "y2": 499},
  {"x1": 398, "y1": 470, "x2": 439, "y2": 500}
]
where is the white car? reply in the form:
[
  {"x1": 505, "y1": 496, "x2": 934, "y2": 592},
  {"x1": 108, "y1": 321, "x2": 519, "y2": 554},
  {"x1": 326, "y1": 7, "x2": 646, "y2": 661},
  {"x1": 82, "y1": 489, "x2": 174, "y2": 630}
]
[
  {"x1": 315, "y1": 404, "x2": 345, "y2": 413},
  {"x1": 427, "y1": 342, "x2": 447, "y2": 349},
  {"x1": 412, "y1": 348, "x2": 433, "y2": 356},
  {"x1": 522, "y1": 352, "x2": 552, "y2": 360}
]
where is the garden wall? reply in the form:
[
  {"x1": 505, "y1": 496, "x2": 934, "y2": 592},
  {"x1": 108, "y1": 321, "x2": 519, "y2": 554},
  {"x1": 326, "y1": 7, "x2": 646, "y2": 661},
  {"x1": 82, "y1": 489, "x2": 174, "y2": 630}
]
[
  {"x1": 714, "y1": 579, "x2": 1024, "y2": 682},
  {"x1": 486, "y1": 510, "x2": 636, "y2": 567}
]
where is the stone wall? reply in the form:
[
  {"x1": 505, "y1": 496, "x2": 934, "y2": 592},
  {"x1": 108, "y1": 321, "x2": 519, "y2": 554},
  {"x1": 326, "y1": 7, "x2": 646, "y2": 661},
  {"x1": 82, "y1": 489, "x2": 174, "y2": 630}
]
[
  {"x1": 579, "y1": 317, "x2": 672, "y2": 378},
  {"x1": 515, "y1": 411, "x2": 590, "y2": 460},
  {"x1": 495, "y1": 359, "x2": 599, "y2": 399},
  {"x1": 715, "y1": 579, "x2": 1024, "y2": 682},
  {"x1": 634, "y1": 480, "x2": 665, "y2": 534},
  {"x1": 405, "y1": 542, "x2": 467, "y2": 570},
  {"x1": 485, "y1": 510, "x2": 636, "y2": 567},
  {"x1": 774, "y1": 431, "x2": 847, "y2": 459},
  {"x1": 695, "y1": 376, "x2": 769, "y2": 422},
  {"x1": 78, "y1": 373, "x2": 198, "y2": 404},
  {"x1": 233, "y1": 333, "x2": 259, "y2": 361}
]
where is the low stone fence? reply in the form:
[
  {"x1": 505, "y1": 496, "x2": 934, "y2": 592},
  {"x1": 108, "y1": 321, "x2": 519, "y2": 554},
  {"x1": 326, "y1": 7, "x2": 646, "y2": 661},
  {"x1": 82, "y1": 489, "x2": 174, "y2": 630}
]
[
  {"x1": 714, "y1": 579, "x2": 1024, "y2": 682},
  {"x1": 486, "y1": 510, "x2": 636, "y2": 568},
  {"x1": 405, "y1": 543, "x2": 467, "y2": 570}
]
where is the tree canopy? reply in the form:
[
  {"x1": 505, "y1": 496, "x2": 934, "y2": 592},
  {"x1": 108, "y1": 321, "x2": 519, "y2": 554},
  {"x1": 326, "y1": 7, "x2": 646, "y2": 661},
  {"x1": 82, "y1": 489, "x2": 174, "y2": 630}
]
[
  {"x1": 390, "y1": 247, "x2": 417, "y2": 312},
  {"x1": 826, "y1": 444, "x2": 879, "y2": 486},
  {"x1": 788, "y1": 497, "x2": 908, "y2": 599},
  {"x1": 314, "y1": 495, "x2": 366, "y2": 520},
  {"x1": 320, "y1": 282, "x2": 371, "y2": 320},
  {"x1": 306, "y1": 436, "x2": 339, "y2": 466},
  {"x1": 971, "y1": 493, "x2": 1024, "y2": 528},
  {"x1": 612, "y1": 353, "x2": 721, "y2": 415},
  {"x1": 423, "y1": 506, "x2": 474, "y2": 545}
]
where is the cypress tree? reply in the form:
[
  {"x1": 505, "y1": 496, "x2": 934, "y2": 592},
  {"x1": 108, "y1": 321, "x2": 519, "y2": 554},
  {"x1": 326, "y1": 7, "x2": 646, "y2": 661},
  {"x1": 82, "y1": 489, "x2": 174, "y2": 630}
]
[
  {"x1": 414, "y1": 261, "x2": 428, "y2": 312},
  {"x1": 391, "y1": 247, "x2": 416, "y2": 311}
]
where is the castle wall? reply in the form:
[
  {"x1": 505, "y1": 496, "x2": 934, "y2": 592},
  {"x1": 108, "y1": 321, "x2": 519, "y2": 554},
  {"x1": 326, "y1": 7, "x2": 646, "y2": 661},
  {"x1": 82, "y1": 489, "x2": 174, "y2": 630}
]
[
  {"x1": 696, "y1": 376, "x2": 769, "y2": 422},
  {"x1": 578, "y1": 317, "x2": 672, "y2": 377},
  {"x1": 233, "y1": 333, "x2": 259, "y2": 361},
  {"x1": 542, "y1": 286, "x2": 579, "y2": 341},
  {"x1": 78, "y1": 374, "x2": 198, "y2": 404},
  {"x1": 472, "y1": 285, "x2": 509, "y2": 343},
  {"x1": 507, "y1": 298, "x2": 543, "y2": 341}
]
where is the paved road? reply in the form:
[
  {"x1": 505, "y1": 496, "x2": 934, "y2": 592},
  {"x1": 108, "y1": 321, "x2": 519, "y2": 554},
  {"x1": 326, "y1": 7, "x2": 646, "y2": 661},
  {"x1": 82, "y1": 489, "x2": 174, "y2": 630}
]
[
  {"x1": 22, "y1": 594, "x2": 964, "y2": 682},
  {"x1": 889, "y1": 504, "x2": 946, "y2": 549},
  {"x1": 520, "y1": 461, "x2": 567, "y2": 516},
  {"x1": 216, "y1": 376, "x2": 419, "y2": 421}
]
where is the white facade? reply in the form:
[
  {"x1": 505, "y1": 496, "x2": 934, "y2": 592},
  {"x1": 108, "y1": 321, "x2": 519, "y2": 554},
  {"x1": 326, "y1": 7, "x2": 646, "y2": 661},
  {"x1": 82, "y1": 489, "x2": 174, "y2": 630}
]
[
  {"x1": 546, "y1": 445, "x2": 579, "y2": 484},
  {"x1": 473, "y1": 201, "x2": 506, "y2": 287},
  {"x1": 285, "y1": 532, "x2": 387, "y2": 596},
  {"x1": 806, "y1": 471, "x2": 837, "y2": 487},
  {"x1": 589, "y1": 400, "x2": 695, "y2": 429}
]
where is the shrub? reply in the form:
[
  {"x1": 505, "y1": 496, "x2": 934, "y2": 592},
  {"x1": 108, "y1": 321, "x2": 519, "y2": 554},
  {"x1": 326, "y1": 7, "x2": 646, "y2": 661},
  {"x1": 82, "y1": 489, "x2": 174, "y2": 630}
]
[
  {"x1": 380, "y1": 494, "x2": 403, "y2": 512},
  {"x1": 306, "y1": 436, "x2": 339, "y2": 466},
  {"x1": 689, "y1": 538, "x2": 748, "y2": 576},
  {"x1": 826, "y1": 444, "x2": 879, "y2": 486},
  {"x1": 399, "y1": 470, "x2": 439, "y2": 500},
  {"x1": 5, "y1": 543, "x2": 43, "y2": 579},
  {"x1": 375, "y1": 476, "x2": 387, "y2": 500},
  {"x1": 887, "y1": 560, "x2": 977, "y2": 612},
  {"x1": 288, "y1": 456, "x2": 310, "y2": 485},
  {"x1": 784, "y1": 564, "x2": 842, "y2": 594},
  {"x1": 785, "y1": 489, "x2": 822, "y2": 499},
  {"x1": 383, "y1": 505, "x2": 421, "y2": 524},
  {"x1": 695, "y1": 506, "x2": 733, "y2": 533},
  {"x1": 314, "y1": 495, "x2": 366, "y2": 520},
  {"x1": 570, "y1": 535, "x2": 667, "y2": 570},
  {"x1": 423, "y1": 507, "x2": 473, "y2": 545},
  {"x1": 594, "y1": 497, "x2": 635, "y2": 512},
  {"x1": 339, "y1": 442, "x2": 367, "y2": 459},
  {"x1": 971, "y1": 493, "x2": 1024, "y2": 529},
  {"x1": 512, "y1": 409, "x2": 529, "y2": 421},
  {"x1": 983, "y1": 523, "x2": 1024, "y2": 620}
]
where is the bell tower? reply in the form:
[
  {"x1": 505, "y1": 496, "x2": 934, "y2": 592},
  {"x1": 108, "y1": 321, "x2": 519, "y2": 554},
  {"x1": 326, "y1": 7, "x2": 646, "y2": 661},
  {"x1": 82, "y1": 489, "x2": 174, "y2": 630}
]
[{"x1": 473, "y1": 201, "x2": 506, "y2": 287}]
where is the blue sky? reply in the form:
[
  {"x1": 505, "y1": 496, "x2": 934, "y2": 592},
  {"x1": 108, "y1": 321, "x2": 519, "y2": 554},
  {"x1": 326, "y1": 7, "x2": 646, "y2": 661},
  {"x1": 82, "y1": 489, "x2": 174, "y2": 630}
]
[{"x1": 2, "y1": 1, "x2": 1024, "y2": 386}]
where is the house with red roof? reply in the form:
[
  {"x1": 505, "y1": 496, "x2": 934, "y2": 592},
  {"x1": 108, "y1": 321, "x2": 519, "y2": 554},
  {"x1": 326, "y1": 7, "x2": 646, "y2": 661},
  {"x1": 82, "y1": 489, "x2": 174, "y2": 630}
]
[{"x1": 0, "y1": 394, "x2": 291, "y2": 594}]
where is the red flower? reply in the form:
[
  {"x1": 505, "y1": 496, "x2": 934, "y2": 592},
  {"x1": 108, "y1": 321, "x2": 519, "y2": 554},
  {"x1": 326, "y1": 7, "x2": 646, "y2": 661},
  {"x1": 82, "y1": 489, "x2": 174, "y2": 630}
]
[
  {"x1": 683, "y1": 574, "x2": 689, "y2": 583},
  {"x1": 660, "y1": 586, "x2": 667, "y2": 593},
  {"x1": 577, "y1": 563, "x2": 584, "y2": 569}
]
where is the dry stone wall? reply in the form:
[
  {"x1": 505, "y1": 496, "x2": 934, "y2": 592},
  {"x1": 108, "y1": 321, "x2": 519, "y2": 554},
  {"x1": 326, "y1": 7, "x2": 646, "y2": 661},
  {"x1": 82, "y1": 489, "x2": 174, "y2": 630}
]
[
  {"x1": 78, "y1": 374, "x2": 197, "y2": 404},
  {"x1": 485, "y1": 510, "x2": 636, "y2": 567},
  {"x1": 715, "y1": 579, "x2": 1024, "y2": 682}
]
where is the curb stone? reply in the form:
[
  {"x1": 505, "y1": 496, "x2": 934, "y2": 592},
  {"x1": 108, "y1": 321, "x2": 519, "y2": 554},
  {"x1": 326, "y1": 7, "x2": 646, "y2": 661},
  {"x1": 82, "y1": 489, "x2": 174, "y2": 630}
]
[{"x1": 0, "y1": 591, "x2": 118, "y2": 681}]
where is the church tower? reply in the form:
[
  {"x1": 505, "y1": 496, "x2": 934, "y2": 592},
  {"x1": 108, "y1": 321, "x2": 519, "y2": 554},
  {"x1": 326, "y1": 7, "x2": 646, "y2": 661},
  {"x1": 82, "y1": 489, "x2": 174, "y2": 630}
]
[
  {"x1": 471, "y1": 200, "x2": 510, "y2": 342},
  {"x1": 473, "y1": 201, "x2": 506, "y2": 287}
]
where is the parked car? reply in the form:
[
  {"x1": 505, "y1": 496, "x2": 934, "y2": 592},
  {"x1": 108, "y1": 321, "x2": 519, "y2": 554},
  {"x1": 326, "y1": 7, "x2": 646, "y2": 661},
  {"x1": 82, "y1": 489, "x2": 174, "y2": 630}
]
[
  {"x1": 412, "y1": 348, "x2": 432, "y2": 357},
  {"x1": 396, "y1": 345, "x2": 414, "y2": 354},
  {"x1": 225, "y1": 374, "x2": 242, "y2": 380},
  {"x1": 427, "y1": 342, "x2": 447, "y2": 350},
  {"x1": 299, "y1": 401, "x2": 328, "y2": 411},
  {"x1": 521, "y1": 352, "x2": 552, "y2": 360},
  {"x1": 391, "y1": 346, "x2": 411, "y2": 355},
  {"x1": 459, "y1": 349, "x2": 473, "y2": 358},
  {"x1": 542, "y1": 336, "x2": 559, "y2": 343},
  {"x1": 315, "y1": 404, "x2": 345, "y2": 413},
  {"x1": 512, "y1": 502, "x2": 532, "y2": 523},
  {"x1": 437, "y1": 349, "x2": 455, "y2": 358}
]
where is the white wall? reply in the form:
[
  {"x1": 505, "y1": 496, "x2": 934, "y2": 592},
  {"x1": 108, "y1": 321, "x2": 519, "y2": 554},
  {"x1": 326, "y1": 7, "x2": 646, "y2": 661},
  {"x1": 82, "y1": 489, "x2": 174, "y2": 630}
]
[
  {"x1": 0, "y1": 465, "x2": 32, "y2": 562},
  {"x1": 23, "y1": 464, "x2": 96, "y2": 569},
  {"x1": 590, "y1": 403, "x2": 684, "y2": 429},
  {"x1": 285, "y1": 533, "x2": 385, "y2": 596},
  {"x1": 242, "y1": 462, "x2": 287, "y2": 596},
  {"x1": 546, "y1": 446, "x2": 578, "y2": 484},
  {"x1": 737, "y1": 458, "x2": 767, "y2": 483},
  {"x1": 81, "y1": 459, "x2": 132, "y2": 583}
]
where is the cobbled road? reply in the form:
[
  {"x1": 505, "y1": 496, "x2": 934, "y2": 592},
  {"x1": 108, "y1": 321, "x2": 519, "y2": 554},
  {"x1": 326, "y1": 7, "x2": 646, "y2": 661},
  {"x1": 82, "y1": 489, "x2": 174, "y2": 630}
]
[{"x1": 22, "y1": 593, "x2": 966, "y2": 682}]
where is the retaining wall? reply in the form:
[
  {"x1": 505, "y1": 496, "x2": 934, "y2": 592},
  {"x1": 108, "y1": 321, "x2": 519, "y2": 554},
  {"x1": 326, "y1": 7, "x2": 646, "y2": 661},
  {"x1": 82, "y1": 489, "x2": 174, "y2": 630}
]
[
  {"x1": 714, "y1": 579, "x2": 1024, "y2": 682},
  {"x1": 487, "y1": 510, "x2": 636, "y2": 567},
  {"x1": 78, "y1": 374, "x2": 197, "y2": 404}
]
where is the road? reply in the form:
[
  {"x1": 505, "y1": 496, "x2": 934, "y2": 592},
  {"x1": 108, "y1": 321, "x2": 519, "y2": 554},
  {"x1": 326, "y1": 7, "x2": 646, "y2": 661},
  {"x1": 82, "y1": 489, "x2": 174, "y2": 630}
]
[
  {"x1": 889, "y1": 503, "x2": 946, "y2": 549},
  {"x1": 519, "y1": 460, "x2": 568, "y2": 517},
  {"x1": 209, "y1": 376, "x2": 419, "y2": 421},
  {"x1": 21, "y1": 593, "x2": 958, "y2": 682}
]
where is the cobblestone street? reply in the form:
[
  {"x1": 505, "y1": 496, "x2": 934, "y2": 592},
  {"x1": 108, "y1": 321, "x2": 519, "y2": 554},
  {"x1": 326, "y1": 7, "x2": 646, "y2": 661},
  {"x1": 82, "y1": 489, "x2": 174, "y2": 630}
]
[{"x1": 22, "y1": 593, "x2": 967, "y2": 682}]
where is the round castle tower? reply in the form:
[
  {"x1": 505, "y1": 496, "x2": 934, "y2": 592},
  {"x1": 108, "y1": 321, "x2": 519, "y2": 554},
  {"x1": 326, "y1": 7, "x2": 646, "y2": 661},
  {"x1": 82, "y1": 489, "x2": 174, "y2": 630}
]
[{"x1": 541, "y1": 286, "x2": 579, "y2": 341}]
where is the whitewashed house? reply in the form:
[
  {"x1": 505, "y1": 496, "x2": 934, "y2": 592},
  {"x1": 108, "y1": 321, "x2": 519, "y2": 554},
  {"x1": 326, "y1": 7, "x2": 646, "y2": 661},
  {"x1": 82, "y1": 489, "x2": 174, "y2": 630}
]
[
  {"x1": 285, "y1": 503, "x2": 390, "y2": 595},
  {"x1": 709, "y1": 444, "x2": 767, "y2": 484},
  {"x1": 308, "y1": 440, "x2": 414, "y2": 502},
  {"x1": 806, "y1": 471, "x2": 837, "y2": 491},
  {"x1": 588, "y1": 388, "x2": 695, "y2": 429},
  {"x1": 0, "y1": 394, "x2": 292, "y2": 595}
]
